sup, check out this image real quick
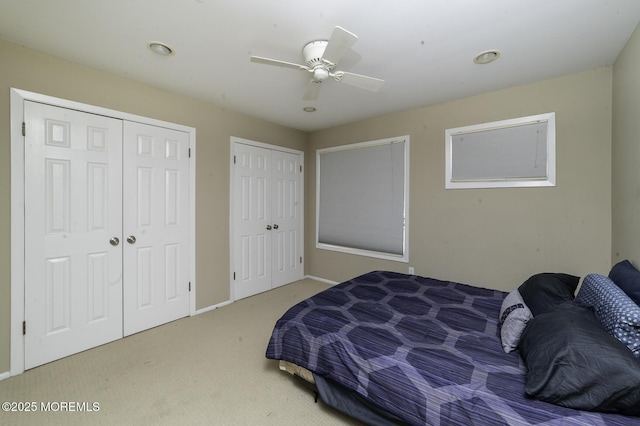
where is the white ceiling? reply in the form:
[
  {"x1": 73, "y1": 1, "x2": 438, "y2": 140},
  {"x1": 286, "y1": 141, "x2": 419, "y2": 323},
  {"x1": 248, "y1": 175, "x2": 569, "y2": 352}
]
[{"x1": 2, "y1": 0, "x2": 640, "y2": 132}]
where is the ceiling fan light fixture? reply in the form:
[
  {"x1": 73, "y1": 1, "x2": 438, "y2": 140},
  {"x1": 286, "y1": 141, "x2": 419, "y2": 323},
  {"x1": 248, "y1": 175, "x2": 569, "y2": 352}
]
[
  {"x1": 148, "y1": 42, "x2": 174, "y2": 56},
  {"x1": 313, "y1": 68, "x2": 330, "y2": 81},
  {"x1": 473, "y1": 49, "x2": 500, "y2": 64}
]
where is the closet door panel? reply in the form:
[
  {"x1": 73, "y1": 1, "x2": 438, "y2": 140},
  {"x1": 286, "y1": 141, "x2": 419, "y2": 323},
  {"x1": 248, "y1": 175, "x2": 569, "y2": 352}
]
[
  {"x1": 123, "y1": 121, "x2": 190, "y2": 336},
  {"x1": 271, "y1": 150, "x2": 302, "y2": 288},
  {"x1": 24, "y1": 101, "x2": 123, "y2": 369},
  {"x1": 233, "y1": 143, "x2": 272, "y2": 299}
]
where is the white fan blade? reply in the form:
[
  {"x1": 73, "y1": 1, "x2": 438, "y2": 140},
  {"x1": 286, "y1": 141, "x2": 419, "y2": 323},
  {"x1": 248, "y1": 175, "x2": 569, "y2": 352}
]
[
  {"x1": 337, "y1": 72, "x2": 385, "y2": 92},
  {"x1": 303, "y1": 81, "x2": 322, "y2": 101},
  {"x1": 322, "y1": 26, "x2": 358, "y2": 66},
  {"x1": 250, "y1": 56, "x2": 309, "y2": 71}
]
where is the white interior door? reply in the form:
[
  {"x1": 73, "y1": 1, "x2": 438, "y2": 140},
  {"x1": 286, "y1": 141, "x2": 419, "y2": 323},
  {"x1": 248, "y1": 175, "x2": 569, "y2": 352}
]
[
  {"x1": 122, "y1": 122, "x2": 190, "y2": 336},
  {"x1": 24, "y1": 101, "x2": 123, "y2": 369},
  {"x1": 233, "y1": 142, "x2": 302, "y2": 299}
]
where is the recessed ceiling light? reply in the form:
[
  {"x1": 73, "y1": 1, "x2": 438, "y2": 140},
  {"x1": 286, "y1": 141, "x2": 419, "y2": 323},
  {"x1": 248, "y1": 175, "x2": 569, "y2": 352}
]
[
  {"x1": 148, "y1": 42, "x2": 174, "y2": 56},
  {"x1": 473, "y1": 50, "x2": 500, "y2": 64},
  {"x1": 303, "y1": 106, "x2": 316, "y2": 112}
]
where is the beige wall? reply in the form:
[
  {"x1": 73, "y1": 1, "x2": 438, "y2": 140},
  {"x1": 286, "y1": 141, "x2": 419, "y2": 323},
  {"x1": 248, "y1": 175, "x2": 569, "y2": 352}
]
[
  {"x1": 3, "y1": 29, "x2": 634, "y2": 375},
  {"x1": 612, "y1": 23, "x2": 640, "y2": 265},
  {"x1": 0, "y1": 39, "x2": 307, "y2": 373},
  {"x1": 307, "y1": 67, "x2": 613, "y2": 290}
]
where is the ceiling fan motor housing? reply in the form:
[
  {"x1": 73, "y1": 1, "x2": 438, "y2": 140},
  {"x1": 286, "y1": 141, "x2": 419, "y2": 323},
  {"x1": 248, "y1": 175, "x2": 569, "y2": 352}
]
[{"x1": 303, "y1": 40, "x2": 330, "y2": 68}]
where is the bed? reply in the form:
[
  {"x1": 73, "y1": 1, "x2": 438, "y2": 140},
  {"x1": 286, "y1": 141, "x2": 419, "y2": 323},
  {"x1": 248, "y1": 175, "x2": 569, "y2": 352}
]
[{"x1": 266, "y1": 270, "x2": 640, "y2": 425}]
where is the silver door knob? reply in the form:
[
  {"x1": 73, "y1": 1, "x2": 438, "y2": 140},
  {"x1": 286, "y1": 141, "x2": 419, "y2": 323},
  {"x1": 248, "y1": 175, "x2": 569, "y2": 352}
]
[
  {"x1": 127, "y1": 235, "x2": 136, "y2": 244},
  {"x1": 273, "y1": 224, "x2": 279, "y2": 230},
  {"x1": 109, "y1": 237, "x2": 120, "y2": 246},
  {"x1": 266, "y1": 225, "x2": 272, "y2": 230}
]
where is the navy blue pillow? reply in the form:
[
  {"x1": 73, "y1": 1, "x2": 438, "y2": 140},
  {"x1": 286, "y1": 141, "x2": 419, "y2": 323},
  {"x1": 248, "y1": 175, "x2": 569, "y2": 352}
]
[
  {"x1": 518, "y1": 273, "x2": 579, "y2": 316},
  {"x1": 519, "y1": 301, "x2": 640, "y2": 415},
  {"x1": 609, "y1": 260, "x2": 640, "y2": 306}
]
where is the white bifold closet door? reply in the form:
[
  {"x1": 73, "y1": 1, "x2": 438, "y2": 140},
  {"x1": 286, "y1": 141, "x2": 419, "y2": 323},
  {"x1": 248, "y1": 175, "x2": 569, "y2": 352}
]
[
  {"x1": 233, "y1": 142, "x2": 302, "y2": 300},
  {"x1": 24, "y1": 102, "x2": 189, "y2": 369}
]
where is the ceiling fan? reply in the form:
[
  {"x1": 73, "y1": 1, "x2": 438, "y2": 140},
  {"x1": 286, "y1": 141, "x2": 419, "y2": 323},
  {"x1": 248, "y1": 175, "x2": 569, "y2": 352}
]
[{"x1": 250, "y1": 26, "x2": 384, "y2": 101}]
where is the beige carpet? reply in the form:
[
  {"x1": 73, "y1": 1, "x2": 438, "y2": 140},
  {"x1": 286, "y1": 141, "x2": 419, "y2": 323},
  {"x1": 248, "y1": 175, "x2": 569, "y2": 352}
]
[{"x1": 0, "y1": 279, "x2": 363, "y2": 425}]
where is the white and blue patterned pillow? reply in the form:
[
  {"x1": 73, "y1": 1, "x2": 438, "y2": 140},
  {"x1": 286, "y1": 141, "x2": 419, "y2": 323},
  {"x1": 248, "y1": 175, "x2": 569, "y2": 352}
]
[
  {"x1": 575, "y1": 273, "x2": 640, "y2": 358},
  {"x1": 499, "y1": 289, "x2": 533, "y2": 353}
]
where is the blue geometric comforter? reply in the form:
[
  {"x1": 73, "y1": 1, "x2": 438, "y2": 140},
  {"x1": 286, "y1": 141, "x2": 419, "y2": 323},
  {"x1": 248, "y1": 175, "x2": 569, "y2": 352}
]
[{"x1": 266, "y1": 271, "x2": 638, "y2": 425}]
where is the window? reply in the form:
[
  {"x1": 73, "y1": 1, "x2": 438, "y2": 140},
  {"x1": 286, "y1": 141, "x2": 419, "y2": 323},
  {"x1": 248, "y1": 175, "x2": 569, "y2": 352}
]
[
  {"x1": 316, "y1": 136, "x2": 409, "y2": 262},
  {"x1": 445, "y1": 112, "x2": 555, "y2": 189}
]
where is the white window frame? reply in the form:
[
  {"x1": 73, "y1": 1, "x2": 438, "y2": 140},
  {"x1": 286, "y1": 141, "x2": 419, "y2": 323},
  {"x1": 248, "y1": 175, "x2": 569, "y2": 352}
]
[
  {"x1": 316, "y1": 136, "x2": 410, "y2": 263},
  {"x1": 445, "y1": 112, "x2": 556, "y2": 189}
]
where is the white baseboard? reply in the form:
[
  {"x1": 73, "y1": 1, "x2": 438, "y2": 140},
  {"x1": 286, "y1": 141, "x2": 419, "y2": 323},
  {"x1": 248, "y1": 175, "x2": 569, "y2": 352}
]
[
  {"x1": 304, "y1": 275, "x2": 339, "y2": 286},
  {"x1": 194, "y1": 299, "x2": 232, "y2": 315},
  {"x1": 195, "y1": 277, "x2": 336, "y2": 315},
  {"x1": 0, "y1": 371, "x2": 10, "y2": 381}
]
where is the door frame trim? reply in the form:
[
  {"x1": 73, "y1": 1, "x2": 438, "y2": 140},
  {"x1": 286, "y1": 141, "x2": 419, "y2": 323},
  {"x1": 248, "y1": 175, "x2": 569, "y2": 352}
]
[
  {"x1": 10, "y1": 88, "x2": 197, "y2": 376},
  {"x1": 229, "y1": 137, "x2": 304, "y2": 301}
]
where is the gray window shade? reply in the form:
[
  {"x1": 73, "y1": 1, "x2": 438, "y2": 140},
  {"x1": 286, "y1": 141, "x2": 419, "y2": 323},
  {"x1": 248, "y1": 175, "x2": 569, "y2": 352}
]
[
  {"x1": 451, "y1": 121, "x2": 548, "y2": 181},
  {"x1": 445, "y1": 112, "x2": 555, "y2": 189},
  {"x1": 317, "y1": 139, "x2": 407, "y2": 257}
]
